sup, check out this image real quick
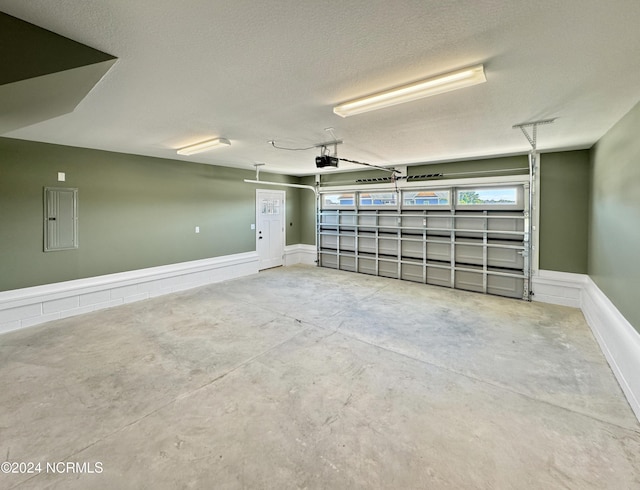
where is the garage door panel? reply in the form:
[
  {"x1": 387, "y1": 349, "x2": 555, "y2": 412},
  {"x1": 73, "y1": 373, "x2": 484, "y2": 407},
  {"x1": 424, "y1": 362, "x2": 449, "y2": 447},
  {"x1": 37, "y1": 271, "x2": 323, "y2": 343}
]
[
  {"x1": 426, "y1": 266, "x2": 451, "y2": 287},
  {"x1": 379, "y1": 214, "x2": 398, "y2": 233},
  {"x1": 340, "y1": 214, "x2": 357, "y2": 226},
  {"x1": 401, "y1": 239, "x2": 423, "y2": 259},
  {"x1": 401, "y1": 263, "x2": 423, "y2": 282},
  {"x1": 319, "y1": 253, "x2": 337, "y2": 269},
  {"x1": 358, "y1": 237, "x2": 376, "y2": 255},
  {"x1": 455, "y1": 270, "x2": 483, "y2": 293},
  {"x1": 340, "y1": 256, "x2": 356, "y2": 272},
  {"x1": 320, "y1": 234, "x2": 337, "y2": 250},
  {"x1": 455, "y1": 241, "x2": 482, "y2": 265},
  {"x1": 379, "y1": 260, "x2": 398, "y2": 278},
  {"x1": 488, "y1": 243, "x2": 524, "y2": 270},
  {"x1": 426, "y1": 216, "x2": 452, "y2": 231},
  {"x1": 358, "y1": 213, "x2": 377, "y2": 232},
  {"x1": 488, "y1": 275, "x2": 523, "y2": 299},
  {"x1": 402, "y1": 215, "x2": 424, "y2": 228},
  {"x1": 379, "y1": 238, "x2": 397, "y2": 256},
  {"x1": 427, "y1": 241, "x2": 451, "y2": 262},
  {"x1": 488, "y1": 217, "x2": 524, "y2": 240},
  {"x1": 340, "y1": 235, "x2": 355, "y2": 252},
  {"x1": 455, "y1": 216, "x2": 483, "y2": 231},
  {"x1": 358, "y1": 258, "x2": 376, "y2": 275},
  {"x1": 322, "y1": 212, "x2": 339, "y2": 226},
  {"x1": 488, "y1": 217, "x2": 522, "y2": 232}
]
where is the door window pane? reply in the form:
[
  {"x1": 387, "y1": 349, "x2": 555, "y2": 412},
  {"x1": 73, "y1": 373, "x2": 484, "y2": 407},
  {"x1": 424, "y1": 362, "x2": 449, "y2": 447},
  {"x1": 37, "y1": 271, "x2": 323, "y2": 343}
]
[
  {"x1": 359, "y1": 192, "x2": 397, "y2": 206},
  {"x1": 456, "y1": 187, "x2": 519, "y2": 206},
  {"x1": 321, "y1": 193, "x2": 355, "y2": 208},
  {"x1": 403, "y1": 190, "x2": 450, "y2": 206},
  {"x1": 261, "y1": 198, "x2": 280, "y2": 214}
]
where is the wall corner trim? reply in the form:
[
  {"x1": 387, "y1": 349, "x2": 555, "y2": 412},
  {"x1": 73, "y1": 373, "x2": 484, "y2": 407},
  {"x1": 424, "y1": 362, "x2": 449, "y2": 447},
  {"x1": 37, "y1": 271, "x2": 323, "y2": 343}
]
[
  {"x1": 284, "y1": 244, "x2": 317, "y2": 266},
  {"x1": 0, "y1": 251, "x2": 259, "y2": 334},
  {"x1": 531, "y1": 269, "x2": 587, "y2": 308},
  {"x1": 581, "y1": 277, "x2": 640, "y2": 422}
]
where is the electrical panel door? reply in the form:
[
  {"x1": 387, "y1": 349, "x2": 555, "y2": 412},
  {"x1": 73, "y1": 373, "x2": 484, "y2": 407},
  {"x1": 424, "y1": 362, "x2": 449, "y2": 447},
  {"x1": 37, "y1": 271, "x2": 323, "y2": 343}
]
[{"x1": 44, "y1": 187, "x2": 78, "y2": 251}]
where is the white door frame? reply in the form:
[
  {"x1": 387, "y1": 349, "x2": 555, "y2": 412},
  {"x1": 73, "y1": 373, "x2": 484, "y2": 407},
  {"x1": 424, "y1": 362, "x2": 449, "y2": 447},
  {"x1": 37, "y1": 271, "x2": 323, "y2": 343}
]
[{"x1": 256, "y1": 189, "x2": 286, "y2": 270}]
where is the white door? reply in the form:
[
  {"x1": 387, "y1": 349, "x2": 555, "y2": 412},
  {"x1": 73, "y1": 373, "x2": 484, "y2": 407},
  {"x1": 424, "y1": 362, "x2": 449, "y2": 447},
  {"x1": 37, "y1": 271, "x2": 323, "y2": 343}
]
[{"x1": 256, "y1": 189, "x2": 285, "y2": 270}]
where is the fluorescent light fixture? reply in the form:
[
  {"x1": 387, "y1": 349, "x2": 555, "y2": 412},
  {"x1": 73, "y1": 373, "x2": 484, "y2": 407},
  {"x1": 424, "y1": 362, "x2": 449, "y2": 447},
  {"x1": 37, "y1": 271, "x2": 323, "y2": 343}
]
[
  {"x1": 333, "y1": 64, "x2": 486, "y2": 117},
  {"x1": 177, "y1": 137, "x2": 231, "y2": 155}
]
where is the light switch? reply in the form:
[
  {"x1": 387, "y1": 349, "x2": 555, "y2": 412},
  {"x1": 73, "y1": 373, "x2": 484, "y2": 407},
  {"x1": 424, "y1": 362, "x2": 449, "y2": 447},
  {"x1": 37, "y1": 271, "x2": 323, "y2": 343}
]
[
  {"x1": 250, "y1": 224, "x2": 256, "y2": 230},
  {"x1": 195, "y1": 226, "x2": 200, "y2": 233},
  {"x1": 57, "y1": 172, "x2": 66, "y2": 182}
]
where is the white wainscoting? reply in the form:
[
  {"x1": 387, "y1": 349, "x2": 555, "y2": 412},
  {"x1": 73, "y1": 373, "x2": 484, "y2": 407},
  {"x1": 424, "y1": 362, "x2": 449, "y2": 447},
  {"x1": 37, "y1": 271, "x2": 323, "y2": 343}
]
[
  {"x1": 533, "y1": 269, "x2": 640, "y2": 422},
  {"x1": 284, "y1": 244, "x2": 317, "y2": 266},
  {"x1": 581, "y1": 277, "x2": 640, "y2": 422},
  {"x1": 0, "y1": 251, "x2": 259, "y2": 334}
]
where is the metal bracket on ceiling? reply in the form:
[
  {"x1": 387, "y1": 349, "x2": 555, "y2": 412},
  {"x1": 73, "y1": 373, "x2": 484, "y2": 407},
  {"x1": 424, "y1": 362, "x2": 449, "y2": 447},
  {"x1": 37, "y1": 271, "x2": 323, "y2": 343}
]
[
  {"x1": 253, "y1": 162, "x2": 266, "y2": 180},
  {"x1": 321, "y1": 127, "x2": 341, "y2": 156},
  {"x1": 512, "y1": 118, "x2": 556, "y2": 151},
  {"x1": 315, "y1": 139, "x2": 343, "y2": 157}
]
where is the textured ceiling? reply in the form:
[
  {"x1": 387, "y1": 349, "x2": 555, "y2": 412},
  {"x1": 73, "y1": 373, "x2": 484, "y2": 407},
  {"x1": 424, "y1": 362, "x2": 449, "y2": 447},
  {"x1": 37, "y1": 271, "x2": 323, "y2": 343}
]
[{"x1": 1, "y1": 0, "x2": 639, "y2": 175}]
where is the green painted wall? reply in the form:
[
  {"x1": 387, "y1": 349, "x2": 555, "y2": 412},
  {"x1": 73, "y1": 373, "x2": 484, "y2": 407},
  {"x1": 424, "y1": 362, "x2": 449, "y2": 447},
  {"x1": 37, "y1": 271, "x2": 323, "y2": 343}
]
[
  {"x1": 538, "y1": 151, "x2": 590, "y2": 273},
  {"x1": 589, "y1": 101, "x2": 640, "y2": 333},
  {"x1": 0, "y1": 137, "x2": 300, "y2": 292},
  {"x1": 409, "y1": 155, "x2": 528, "y2": 179},
  {"x1": 299, "y1": 176, "x2": 317, "y2": 245}
]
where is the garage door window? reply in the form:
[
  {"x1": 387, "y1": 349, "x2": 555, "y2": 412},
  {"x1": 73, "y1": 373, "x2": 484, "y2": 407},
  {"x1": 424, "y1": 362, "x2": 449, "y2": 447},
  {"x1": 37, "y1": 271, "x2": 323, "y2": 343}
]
[
  {"x1": 322, "y1": 193, "x2": 355, "y2": 208},
  {"x1": 359, "y1": 192, "x2": 397, "y2": 207},
  {"x1": 403, "y1": 190, "x2": 450, "y2": 207},
  {"x1": 456, "y1": 186, "x2": 523, "y2": 210}
]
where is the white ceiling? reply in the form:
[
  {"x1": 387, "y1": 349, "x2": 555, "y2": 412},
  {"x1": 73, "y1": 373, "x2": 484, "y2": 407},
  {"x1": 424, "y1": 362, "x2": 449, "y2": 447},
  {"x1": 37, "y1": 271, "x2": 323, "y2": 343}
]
[{"x1": 2, "y1": 0, "x2": 640, "y2": 176}]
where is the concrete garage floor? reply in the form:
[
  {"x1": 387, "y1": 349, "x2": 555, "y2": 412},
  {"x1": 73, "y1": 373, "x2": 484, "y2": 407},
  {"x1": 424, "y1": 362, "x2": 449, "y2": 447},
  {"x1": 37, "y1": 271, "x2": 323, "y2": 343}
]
[{"x1": 1, "y1": 265, "x2": 639, "y2": 489}]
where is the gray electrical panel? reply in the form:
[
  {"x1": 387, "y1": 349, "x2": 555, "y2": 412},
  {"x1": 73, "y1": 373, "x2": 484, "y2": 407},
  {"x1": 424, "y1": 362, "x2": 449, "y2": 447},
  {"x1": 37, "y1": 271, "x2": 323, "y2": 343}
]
[{"x1": 44, "y1": 187, "x2": 78, "y2": 252}]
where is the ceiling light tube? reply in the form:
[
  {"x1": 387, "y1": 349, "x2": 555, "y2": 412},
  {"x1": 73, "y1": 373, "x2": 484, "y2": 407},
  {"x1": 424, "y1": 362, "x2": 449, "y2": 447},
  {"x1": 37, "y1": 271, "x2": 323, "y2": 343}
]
[
  {"x1": 177, "y1": 137, "x2": 231, "y2": 155},
  {"x1": 333, "y1": 64, "x2": 486, "y2": 117}
]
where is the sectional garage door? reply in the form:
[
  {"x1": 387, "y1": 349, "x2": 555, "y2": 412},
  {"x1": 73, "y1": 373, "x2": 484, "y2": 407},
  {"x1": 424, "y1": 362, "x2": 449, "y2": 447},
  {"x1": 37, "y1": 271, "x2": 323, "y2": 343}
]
[{"x1": 318, "y1": 184, "x2": 531, "y2": 300}]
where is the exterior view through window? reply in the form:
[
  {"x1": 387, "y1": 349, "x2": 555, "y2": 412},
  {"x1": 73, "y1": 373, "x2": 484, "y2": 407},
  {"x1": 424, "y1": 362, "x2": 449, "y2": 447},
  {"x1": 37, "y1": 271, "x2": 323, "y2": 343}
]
[
  {"x1": 359, "y1": 192, "x2": 397, "y2": 206},
  {"x1": 457, "y1": 187, "x2": 518, "y2": 206},
  {"x1": 403, "y1": 190, "x2": 450, "y2": 206},
  {"x1": 322, "y1": 193, "x2": 355, "y2": 207}
]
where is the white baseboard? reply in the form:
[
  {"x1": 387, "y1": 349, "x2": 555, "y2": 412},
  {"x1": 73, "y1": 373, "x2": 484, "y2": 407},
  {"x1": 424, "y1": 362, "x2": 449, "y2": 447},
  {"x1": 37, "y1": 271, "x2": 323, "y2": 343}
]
[
  {"x1": 581, "y1": 277, "x2": 640, "y2": 422},
  {"x1": 0, "y1": 251, "x2": 259, "y2": 334},
  {"x1": 284, "y1": 244, "x2": 317, "y2": 266},
  {"x1": 532, "y1": 269, "x2": 640, "y2": 422},
  {"x1": 531, "y1": 269, "x2": 586, "y2": 308}
]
